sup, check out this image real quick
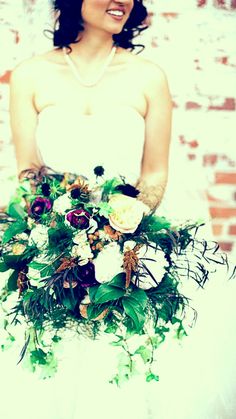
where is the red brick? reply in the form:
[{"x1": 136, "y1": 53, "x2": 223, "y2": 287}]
[
  {"x1": 203, "y1": 154, "x2": 218, "y2": 167},
  {"x1": 208, "y1": 98, "x2": 236, "y2": 111},
  {"x1": 161, "y1": 13, "x2": 178, "y2": 19},
  {"x1": 231, "y1": 0, "x2": 236, "y2": 9},
  {"x1": 197, "y1": 0, "x2": 207, "y2": 6},
  {"x1": 187, "y1": 153, "x2": 196, "y2": 160},
  {"x1": 207, "y1": 192, "x2": 221, "y2": 202},
  {"x1": 189, "y1": 140, "x2": 199, "y2": 148},
  {"x1": 186, "y1": 101, "x2": 202, "y2": 110},
  {"x1": 218, "y1": 242, "x2": 233, "y2": 252},
  {"x1": 216, "y1": 56, "x2": 228, "y2": 65},
  {"x1": 215, "y1": 172, "x2": 236, "y2": 184},
  {"x1": 228, "y1": 225, "x2": 236, "y2": 235},
  {"x1": 210, "y1": 207, "x2": 236, "y2": 218},
  {"x1": 0, "y1": 71, "x2": 11, "y2": 84},
  {"x1": 212, "y1": 224, "x2": 223, "y2": 235},
  {"x1": 214, "y1": 0, "x2": 227, "y2": 8}
]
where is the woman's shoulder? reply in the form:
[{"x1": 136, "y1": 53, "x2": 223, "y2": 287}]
[
  {"x1": 121, "y1": 48, "x2": 169, "y2": 83},
  {"x1": 120, "y1": 48, "x2": 170, "y2": 96},
  {"x1": 11, "y1": 49, "x2": 64, "y2": 79}
]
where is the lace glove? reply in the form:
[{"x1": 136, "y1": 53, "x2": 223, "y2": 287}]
[{"x1": 135, "y1": 175, "x2": 167, "y2": 212}]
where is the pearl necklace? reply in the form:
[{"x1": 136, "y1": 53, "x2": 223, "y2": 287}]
[{"x1": 63, "y1": 46, "x2": 117, "y2": 87}]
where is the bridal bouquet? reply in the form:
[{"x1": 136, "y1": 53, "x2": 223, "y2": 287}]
[{"x1": 0, "y1": 166, "x2": 227, "y2": 385}]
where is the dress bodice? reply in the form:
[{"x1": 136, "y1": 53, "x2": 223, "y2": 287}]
[{"x1": 36, "y1": 105, "x2": 145, "y2": 183}]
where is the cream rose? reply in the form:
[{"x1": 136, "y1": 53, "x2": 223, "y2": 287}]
[{"x1": 108, "y1": 194, "x2": 148, "y2": 234}]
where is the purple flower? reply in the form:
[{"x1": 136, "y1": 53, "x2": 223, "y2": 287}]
[
  {"x1": 66, "y1": 209, "x2": 90, "y2": 229},
  {"x1": 78, "y1": 262, "x2": 99, "y2": 288},
  {"x1": 30, "y1": 197, "x2": 52, "y2": 218}
]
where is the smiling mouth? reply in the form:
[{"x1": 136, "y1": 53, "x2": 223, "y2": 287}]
[{"x1": 106, "y1": 9, "x2": 125, "y2": 20}]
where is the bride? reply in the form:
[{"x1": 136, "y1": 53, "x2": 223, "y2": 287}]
[{"x1": 2, "y1": 0, "x2": 236, "y2": 418}]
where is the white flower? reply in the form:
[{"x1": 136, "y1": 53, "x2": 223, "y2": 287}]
[
  {"x1": 28, "y1": 224, "x2": 49, "y2": 250},
  {"x1": 15, "y1": 232, "x2": 28, "y2": 241},
  {"x1": 94, "y1": 242, "x2": 124, "y2": 283},
  {"x1": 53, "y1": 193, "x2": 72, "y2": 215},
  {"x1": 73, "y1": 231, "x2": 88, "y2": 245},
  {"x1": 123, "y1": 240, "x2": 136, "y2": 252},
  {"x1": 71, "y1": 243, "x2": 93, "y2": 265},
  {"x1": 132, "y1": 246, "x2": 168, "y2": 290},
  {"x1": 87, "y1": 218, "x2": 98, "y2": 234},
  {"x1": 98, "y1": 229, "x2": 112, "y2": 242}
]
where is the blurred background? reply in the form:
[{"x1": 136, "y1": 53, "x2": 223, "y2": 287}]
[{"x1": 0, "y1": 0, "x2": 235, "y2": 257}]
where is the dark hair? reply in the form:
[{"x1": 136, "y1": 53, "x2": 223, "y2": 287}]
[{"x1": 52, "y1": 0, "x2": 148, "y2": 52}]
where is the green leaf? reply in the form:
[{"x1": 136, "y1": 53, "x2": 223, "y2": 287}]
[
  {"x1": 86, "y1": 304, "x2": 107, "y2": 320},
  {"x1": 2, "y1": 220, "x2": 27, "y2": 244},
  {"x1": 0, "y1": 262, "x2": 9, "y2": 272},
  {"x1": 94, "y1": 284, "x2": 125, "y2": 304},
  {"x1": 122, "y1": 296, "x2": 145, "y2": 331},
  {"x1": 3, "y1": 254, "x2": 25, "y2": 269},
  {"x1": 141, "y1": 214, "x2": 171, "y2": 232},
  {"x1": 7, "y1": 270, "x2": 19, "y2": 291},
  {"x1": 134, "y1": 345, "x2": 152, "y2": 364},
  {"x1": 88, "y1": 285, "x2": 99, "y2": 302},
  {"x1": 146, "y1": 372, "x2": 159, "y2": 382},
  {"x1": 109, "y1": 273, "x2": 126, "y2": 289},
  {"x1": 96, "y1": 202, "x2": 112, "y2": 218},
  {"x1": 129, "y1": 287, "x2": 148, "y2": 309},
  {"x1": 28, "y1": 261, "x2": 53, "y2": 278},
  {"x1": 62, "y1": 294, "x2": 77, "y2": 311},
  {"x1": 7, "y1": 202, "x2": 27, "y2": 220},
  {"x1": 102, "y1": 178, "x2": 121, "y2": 197}
]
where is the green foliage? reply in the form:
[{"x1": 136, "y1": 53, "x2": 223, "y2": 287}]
[
  {"x1": 101, "y1": 178, "x2": 123, "y2": 201},
  {"x1": 0, "y1": 262, "x2": 9, "y2": 272},
  {"x1": 2, "y1": 220, "x2": 27, "y2": 244},
  {"x1": 86, "y1": 303, "x2": 108, "y2": 320},
  {"x1": 7, "y1": 270, "x2": 19, "y2": 292},
  {"x1": 122, "y1": 296, "x2": 146, "y2": 332},
  {"x1": 96, "y1": 202, "x2": 113, "y2": 218},
  {"x1": 146, "y1": 371, "x2": 159, "y2": 382},
  {"x1": 28, "y1": 260, "x2": 54, "y2": 278},
  {"x1": 48, "y1": 224, "x2": 73, "y2": 251},
  {"x1": 140, "y1": 214, "x2": 171, "y2": 233},
  {"x1": 7, "y1": 202, "x2": 27, "y2": 220},
  {"x1": 134, "y1": 345, "x2": 152, "y2": 364},
  {"x1": 109, "y1": 273, "x2": 126, "y2": 289},
  {"x1": 94, "y1": 284, "x2": 126, "y2": 304}
]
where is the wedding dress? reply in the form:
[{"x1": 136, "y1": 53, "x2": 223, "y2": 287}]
[{"x1": 0, "y1": 105, "x2": 236, "y2": 419}]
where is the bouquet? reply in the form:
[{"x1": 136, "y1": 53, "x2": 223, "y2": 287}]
[{"x1": 0, "y1": 166, "x2": 228, "y2": 385}]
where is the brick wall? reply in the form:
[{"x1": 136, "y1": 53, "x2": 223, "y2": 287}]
[{"x1": 0, "y1": 0, "x2": 235, "y2": 255}]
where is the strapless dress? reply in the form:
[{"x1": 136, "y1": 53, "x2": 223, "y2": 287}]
[{"x1": 0, "y1": 106, "x2": 236, "y2": 419}]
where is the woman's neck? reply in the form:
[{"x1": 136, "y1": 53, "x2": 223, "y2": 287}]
[{"x1": 70, "y1": 30, "x2": 115, "y2": 63}]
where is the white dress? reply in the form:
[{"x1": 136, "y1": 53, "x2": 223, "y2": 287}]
[{"x1": 0, "y1": 105, "x2": 236, "y2": 419}]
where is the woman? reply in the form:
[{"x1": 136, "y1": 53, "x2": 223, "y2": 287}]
[
  {"x1": 10, "y1": 0, "x2": 172, "y2": 211},
  {"x1": 4, "y1": 1, "x2": 236, "y2": 419}
]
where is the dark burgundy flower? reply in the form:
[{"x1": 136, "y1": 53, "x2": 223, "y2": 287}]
[
  {"x1": 94, "y1": 166, "x2": 105, "y2": 177},
  {"x1": 66, "y1": 209, "x2": 90, "y2": 229},
  {"x1": 41, "y1": 183, "x2": 51, "y2": 197},
  {"x1": 30, "y1": 197, "x2": 52, "y2": 218},
  {"x1": 77, "y1": 262, "x2": 99, "y2": 288},
  {"x1": 115, "y1": 183, "x2": 140, "y2": 198},
  {"x1": 70, "y1": 188, "x2": 81, "y2": 199}
]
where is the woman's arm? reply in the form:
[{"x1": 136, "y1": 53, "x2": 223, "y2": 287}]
[
  {"x1": 9, "y1": 59, "x2": 43, "y2": 177},
  {"x1": 136, "y1": 63, "x2": 173, "y2": 211}
]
